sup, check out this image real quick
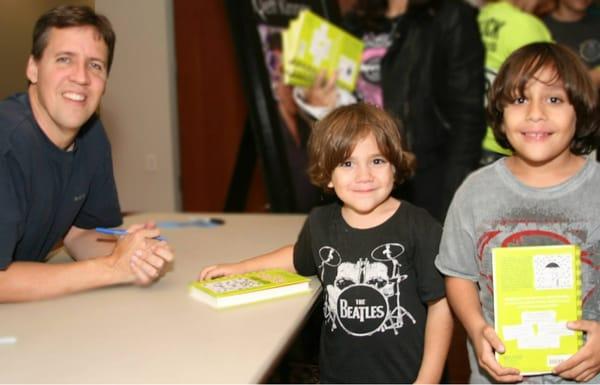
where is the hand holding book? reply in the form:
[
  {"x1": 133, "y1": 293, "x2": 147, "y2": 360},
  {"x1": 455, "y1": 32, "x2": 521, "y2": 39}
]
[
  {"x1": 492, "y1": 245, "x2": 583, "y2": 376},
  {"x1": 473, "y1": 322, "x2": 523, "y2": 383},
  {"x1": 304, "y1": 69, "x2": 337, "y2": 108},
  {"x1": 552, "y1": 320, "x2": 600, "y2": 382}
]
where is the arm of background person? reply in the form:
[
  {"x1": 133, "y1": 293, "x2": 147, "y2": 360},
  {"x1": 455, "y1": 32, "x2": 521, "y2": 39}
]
[
  {"x1": 292, "y1": 71, "x2": 357, "y2": 121},
  {"x1": 0, "y1": 226, "x2": 173, "y2": 303}
]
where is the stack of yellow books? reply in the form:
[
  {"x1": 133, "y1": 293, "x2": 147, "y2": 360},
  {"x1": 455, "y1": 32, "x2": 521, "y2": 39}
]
[{"x1": 282, "y1": 10, "x2": 363, "y2": 91}]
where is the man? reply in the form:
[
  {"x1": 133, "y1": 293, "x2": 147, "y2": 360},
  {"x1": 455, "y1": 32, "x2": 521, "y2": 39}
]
[{"x1": 0, "y1": 5, "x2": 173, "y2": 302}]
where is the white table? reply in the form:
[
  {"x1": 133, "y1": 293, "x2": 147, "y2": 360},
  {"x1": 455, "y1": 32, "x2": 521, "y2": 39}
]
[{"x1": 1, "y1": 213, "x2": 321, "y2": 383}]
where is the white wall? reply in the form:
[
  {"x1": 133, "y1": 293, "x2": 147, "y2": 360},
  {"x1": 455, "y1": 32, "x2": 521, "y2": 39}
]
[
  {"x1": 95, "y1": 0, "x2": 180, "y2": 212},
  {"x1": 0, "y1": 0, "x2": 93, "y2": 100}
]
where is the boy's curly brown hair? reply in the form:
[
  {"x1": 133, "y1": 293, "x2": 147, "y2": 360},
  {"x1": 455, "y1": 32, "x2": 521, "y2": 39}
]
[{"x1": 307, "y1": 103, "x2": 416, "y2": 192}]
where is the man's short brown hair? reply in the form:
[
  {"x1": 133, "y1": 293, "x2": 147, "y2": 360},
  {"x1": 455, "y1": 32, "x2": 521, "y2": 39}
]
[
  {"x1": 487, "y1": 42, "x2": 599, "y2": 155},
  {"x1": 307, "y1": 103, "x2": 416, "y2": 192},
  {"x1": 31, "y1": 5, "x2": 116, "y2": 73}
]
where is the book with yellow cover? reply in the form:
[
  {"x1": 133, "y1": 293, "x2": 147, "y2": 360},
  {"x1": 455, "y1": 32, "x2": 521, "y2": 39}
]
[
  {"x1": 189, "y1": 269, "x2": 311, "y2": 309},
  {"x1": 492, "y1": 244, "x2": 583, "y2": 375},
  {"x1": 282, "y1": 10, "x2": 364, "y2": 91}
]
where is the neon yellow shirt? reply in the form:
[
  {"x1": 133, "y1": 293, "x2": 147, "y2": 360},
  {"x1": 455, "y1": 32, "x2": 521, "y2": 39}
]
[{"x1": 478, "y1": 1, "x2": 553, "y2": 154}]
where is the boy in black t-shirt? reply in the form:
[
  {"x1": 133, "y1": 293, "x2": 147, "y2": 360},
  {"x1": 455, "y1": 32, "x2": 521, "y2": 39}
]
[{"x1": 199, "y1": 103, "x2": 453, "y2": 383}]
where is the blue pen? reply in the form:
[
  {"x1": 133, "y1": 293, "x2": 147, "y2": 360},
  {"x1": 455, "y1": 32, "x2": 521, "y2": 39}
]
[{"x1": 95, "y1": 227, "x2": 167, "y2": 241}]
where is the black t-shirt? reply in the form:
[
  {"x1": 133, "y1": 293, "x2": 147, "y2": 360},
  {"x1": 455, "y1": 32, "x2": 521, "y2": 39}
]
[
  {"x1": 0, "y1": 93, "x2": 122, "y2": 269},
  {"x1": 293, "y1": 201, "x2": 444, "y2": 383},
  {"x1": 542, "y1": 14, "x2": 600, "y2": 69}
]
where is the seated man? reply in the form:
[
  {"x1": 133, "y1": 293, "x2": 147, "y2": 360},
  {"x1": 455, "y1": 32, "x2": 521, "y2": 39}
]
[{"x1": 0, "y1": 5, "x2": 174, "y2": 302}]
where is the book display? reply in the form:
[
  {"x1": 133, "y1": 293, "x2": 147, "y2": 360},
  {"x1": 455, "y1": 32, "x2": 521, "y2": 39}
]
[
  {"x1": 492, "y1": 244, "x2": 583, "y2": 374},
  {"x1": 189, "y1": 269, "x2": 311, "y2": 309},
  {"x1": 282, "y1": 10, "x2": 363, "y2": 91}
]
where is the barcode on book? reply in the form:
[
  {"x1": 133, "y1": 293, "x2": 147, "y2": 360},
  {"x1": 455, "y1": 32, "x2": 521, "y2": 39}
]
[{"x1": 547, "y1": 354, "x2": 572, "y2": 367}]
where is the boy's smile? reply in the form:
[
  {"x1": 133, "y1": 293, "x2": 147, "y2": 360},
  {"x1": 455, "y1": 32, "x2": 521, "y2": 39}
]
[
  {"x1": 328, "y1": 132, "x2": 398, "y2": 227},
  {"x1": 503, "y1": 66, "x2": 577, "y2": 169}
]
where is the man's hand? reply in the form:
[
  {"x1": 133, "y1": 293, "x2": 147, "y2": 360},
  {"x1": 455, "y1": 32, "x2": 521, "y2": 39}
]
[
  {"x1": 474, "y1": 324, "x2": 522, "y2": 383},
  {"x1": 553, "y1": 320, "x2": 600, "y2": 382},
  {"x1": 107, "y1": 223, "x2": 174, "y2": 285}
]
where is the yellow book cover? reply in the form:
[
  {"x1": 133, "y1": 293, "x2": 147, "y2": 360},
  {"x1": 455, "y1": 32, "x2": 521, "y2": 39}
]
[
  {"x1": 282, "y1": 10, "x2": 363, "y2": 91},
  {"x1": 492, "y1": 244, "x2": 583, "y2": 375},
  {"x1": 189, "y1": 269, "x2": 311, "y2": 309}
]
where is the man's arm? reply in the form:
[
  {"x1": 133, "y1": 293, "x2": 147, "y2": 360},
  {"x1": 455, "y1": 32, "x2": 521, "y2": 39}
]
[
  {"x1": 63, "y1": 225, "x2": 117, "y2": 260},
  {"x1": 414, "y1": 297, "x2": 454, "y2": 384},
  {"x1": 0, "y1": 226, "x2": 173, "y2": 303}
]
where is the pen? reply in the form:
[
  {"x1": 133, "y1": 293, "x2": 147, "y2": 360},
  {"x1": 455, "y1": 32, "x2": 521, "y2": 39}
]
[
  {"x1": 156, "y1": 218, "x2": 225, "y2": 228},
  {"x1": 95, "y1": 227, "x2": 167, "y2": 241}
]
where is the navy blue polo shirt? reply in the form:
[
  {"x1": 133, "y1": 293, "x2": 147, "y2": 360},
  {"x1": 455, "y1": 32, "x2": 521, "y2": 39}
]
[{"x1": 0, "y1": 93, "x2": 122, "y2": 269}]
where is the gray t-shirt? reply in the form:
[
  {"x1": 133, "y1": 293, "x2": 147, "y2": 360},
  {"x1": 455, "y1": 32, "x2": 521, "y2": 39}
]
[{"x1": 436, "y1": 157, "x2": 600, "y2": 384}]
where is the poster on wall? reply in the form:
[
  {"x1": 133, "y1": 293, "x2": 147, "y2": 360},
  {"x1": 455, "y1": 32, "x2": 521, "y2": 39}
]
[{"x1": 225, "y1": 0, "x2": 341, "y2": 213}]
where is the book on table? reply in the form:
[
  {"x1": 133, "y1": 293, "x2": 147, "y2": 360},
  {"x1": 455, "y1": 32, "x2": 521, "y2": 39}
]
[
  {"x1": 282, "y1": 9, "x2": 364, "y2": 91},
  {"x1": 492, "y1": 244, "x2": 583, "y2": 375},
  {"x1": 189, "y1": 269, "x2": 311, "y2": 309}
]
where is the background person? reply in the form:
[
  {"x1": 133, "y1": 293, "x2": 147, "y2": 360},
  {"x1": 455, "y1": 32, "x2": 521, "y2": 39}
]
[{"x1": 295, "y1": 0, "x2": 486, "y2": 221}]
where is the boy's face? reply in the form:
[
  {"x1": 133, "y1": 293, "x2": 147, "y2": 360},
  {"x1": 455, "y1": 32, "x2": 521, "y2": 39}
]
[
  {"x1": 502, "y1": 67, "x2": 576, "y2": 167},
  {"x1": 328, "y1": 132, "x2": 396, "y2": 219},
  {"x1": 26, "y1": 26, "x2": 108, "y2": 146}
]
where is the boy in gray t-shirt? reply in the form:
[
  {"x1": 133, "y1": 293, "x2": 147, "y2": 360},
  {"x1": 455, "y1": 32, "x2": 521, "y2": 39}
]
[{"x1": 436, "y1": 42, "x2": 600, "y2": 383}]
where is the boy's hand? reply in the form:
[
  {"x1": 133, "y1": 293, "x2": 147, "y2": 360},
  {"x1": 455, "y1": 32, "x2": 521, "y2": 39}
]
[
  {"x1": 553, "y1": 320, "x2": 600, "y2": 382},
  {"x1": 198, "y1": 263, "x2": 246, "y2": 281},
  {"x1": 474, "y1": 324, "x2": 522, "y2": 383}
]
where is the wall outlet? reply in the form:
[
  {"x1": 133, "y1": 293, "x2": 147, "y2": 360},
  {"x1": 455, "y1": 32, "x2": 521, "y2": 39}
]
[{"x1": 145, "y1": 153, "x2": 158, "y2": 172}]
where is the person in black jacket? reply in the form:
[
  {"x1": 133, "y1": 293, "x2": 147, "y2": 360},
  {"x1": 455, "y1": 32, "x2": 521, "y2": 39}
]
[{"x1": 299, "y1": 0, "x2": 486, "y2": 221}]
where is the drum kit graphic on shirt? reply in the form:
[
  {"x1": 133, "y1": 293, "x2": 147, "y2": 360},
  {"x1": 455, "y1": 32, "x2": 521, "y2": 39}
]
[{"x1": 318, "y1": 243, "x2": 416, "y2": 337}]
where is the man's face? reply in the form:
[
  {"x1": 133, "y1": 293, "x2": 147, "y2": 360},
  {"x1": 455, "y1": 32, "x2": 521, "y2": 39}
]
[{"x1": 27, "y1": 26, "x2": 108, "y2": 145}]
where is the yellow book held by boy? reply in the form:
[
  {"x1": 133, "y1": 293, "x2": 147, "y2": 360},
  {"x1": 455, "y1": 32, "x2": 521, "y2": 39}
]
[
  {"x1": 492, "y1": 244, "x2": 583, "y2": 375},
  {"x1": 282, "y1": 10, "x2": 364, "y2": 91},
  {"x1": 189, "y1": 269, "x2": 311, "y2": 309}
]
